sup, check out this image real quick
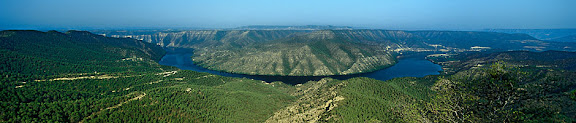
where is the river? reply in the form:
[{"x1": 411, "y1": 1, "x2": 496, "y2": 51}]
[{"x1": 158, "y1": 48, "x2": 442, "y2": 85}]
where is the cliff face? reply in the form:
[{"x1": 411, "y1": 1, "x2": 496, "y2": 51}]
[{"x1": 105, "y1": 30, "x2": 309, "y2": 48}]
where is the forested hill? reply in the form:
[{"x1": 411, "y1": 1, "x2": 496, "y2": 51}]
[
  {"x1": 193, "y1": 30, "x2": 396, "y2": 76},
  {"x1": 0, "y1": 30, "x2": 167, "y2": 82},
  {"x1": 428, "y1": 50, "x2": 576, "y2": 74}
]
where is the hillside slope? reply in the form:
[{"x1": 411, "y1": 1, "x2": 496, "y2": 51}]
[
  {"x1": 428, "y1": 50, "x2": 576, "y2": 74},
  {"x1": 0, "y1": 30, "x2": 168, "y2": 82},
  {"x1": 192, "y1": 30, "x2": 396, "y2": 76},
  {"x1": 424, "y1": 52, "x2": 576, "y2": 122}
]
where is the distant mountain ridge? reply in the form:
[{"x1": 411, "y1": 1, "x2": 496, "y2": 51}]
[
  {"x1": 96, "y1": 29, "x2": 572, "y2": 51},
  {"x1": 485, "y1": 29, "x2": 576, "y2": 41},
  {"x1": 98, "y1": 30, "x2": 311, "y2": 48},
  {"x1": 233, "y1": 25, "x2": 353, "y2": 30},
  {"x1": 552, "y1": 34, "x2": 576, "y2": 42}
]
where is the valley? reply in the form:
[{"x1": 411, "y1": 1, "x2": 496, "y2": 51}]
[
  {"x1": 159, "y1": 48, "x2": 442, "y2": 85},
  {"x1": 1, "y1": 29, "x2": 576, "y2": 122},
  {"x1": 95, "y1": 29, "x2": 576, "y2": 76},
  {"x1": 2, "y1": 0, "x2": 574, "y2": 122}
]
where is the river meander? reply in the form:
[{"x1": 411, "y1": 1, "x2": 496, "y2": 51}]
[{"x1": 159, "y1": 48, "x2": 442, "y2": 85}]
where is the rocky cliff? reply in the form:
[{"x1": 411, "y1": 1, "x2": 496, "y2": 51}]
[{"x1": 103, "y1": 30, "x2": 309, "y2": 48}]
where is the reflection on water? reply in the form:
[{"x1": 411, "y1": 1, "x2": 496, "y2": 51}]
[{"x1": 159, "y1": 48, "x2": 442, "y2": 85}]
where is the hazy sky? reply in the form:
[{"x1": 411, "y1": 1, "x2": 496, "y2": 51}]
[{"x1": 1, "y1": 0, "x2": 574, "y2": 30}]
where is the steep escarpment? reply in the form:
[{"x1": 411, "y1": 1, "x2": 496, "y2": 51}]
[
  {"x1": 98, "y1": 29, "x2": 576, "y2": 51},
  {"x1": 192, "y1": 30, "x2": 396, "y2": 76},
  {"x1": 103, "y1": 30, "x2": 309, "y2": 48},
  {"x1": 331, "y1": 30, "x2": 427, "y2": 50},
  {"x1": 332, "y1": 30, "x2": 416, "y2": 43}
]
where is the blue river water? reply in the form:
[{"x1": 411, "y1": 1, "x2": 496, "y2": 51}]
[{"x1": 158, "y1": 48, "x2": 442, "y2": 85}]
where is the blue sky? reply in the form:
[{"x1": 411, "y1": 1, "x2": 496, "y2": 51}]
[{"x1": 0, "y1": 0, "x2": 574, "y2": 30}]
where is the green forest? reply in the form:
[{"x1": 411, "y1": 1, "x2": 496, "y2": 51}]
[{"x1": 1, "y1": 30, "x2": 576, "y2": 122}]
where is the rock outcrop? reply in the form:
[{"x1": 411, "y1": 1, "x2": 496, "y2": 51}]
[{"x1": 266, "y1": 78, "x2": 345, "y2": 122}]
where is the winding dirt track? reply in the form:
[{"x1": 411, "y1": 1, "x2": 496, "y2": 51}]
[{"x1": 79, "y1": 92, "x2": 146, "y2": 123}]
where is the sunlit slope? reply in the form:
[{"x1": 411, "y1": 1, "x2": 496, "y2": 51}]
[{"x1": 192, "y1": 30, "x2": 396, "y2": 76}]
